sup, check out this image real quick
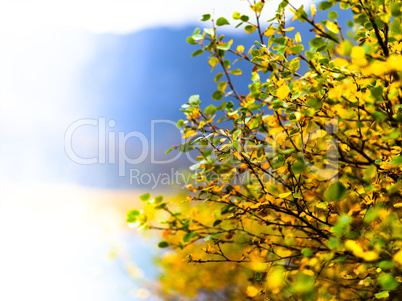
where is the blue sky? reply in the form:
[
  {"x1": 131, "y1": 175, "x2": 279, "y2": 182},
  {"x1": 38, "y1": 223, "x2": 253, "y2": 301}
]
[{"x1": 0, "y1": 0, "x2": 313, "y2": 188}]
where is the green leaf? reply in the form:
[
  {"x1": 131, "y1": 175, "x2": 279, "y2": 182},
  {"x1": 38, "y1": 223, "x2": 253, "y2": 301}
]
[
  {"x1": 205, "y1": 105, "x2": 217, "y2": 115},
  {"x1": 233, "y1": 129, "x2": 242, "y2": 139},
  {"x1": 226, "y1": 101, "x2": 234, "y2": 109},
  {"x1": 378, "y1": 274, "x2": 399, "y2": 290},
  {"x1": 244, "y1": 25, "x2": 257, "y2": 34},
  {"x1": 214, "y1": 73, "x2": 223, "y2": 83},
  {"x1": 294, "y1": 5, "x2": 308, "y2": 22},
  {"x1": 371, "y1": 86, "x2": 384, "y2": 98},
  {"x1": 191, "y1": 28, "x2": 203, "y2": 40},
  {"x1": 186, "y1": 36, "x2": 197, "y2": 45},
  {"x1": 213, "y1": 219, "x2": 222, "y2": 226},
  {"x1": 325, "y1": 181, "x2": 347, "y2": 202},
  {"x1": 389, "y1": 156, "x2": 402, "y2": 165},
  {"x1": 289, "y1": 45, "x2": 304, "y2": 54},
  {"x1": 165, "y1": 146, "x2": 173, "y2": 154},
  {"x1": 158, "y1": 241, "x2": 169, "y2": 248},
  {"x1": 378, "y1": 261, "x2": 395, "y2": 270},
  {"x1": 274, "y1": 36, "x2": 286, "y2": 45},
  {"x1": 204, "y1": 28, "x2": 214, "y2": 37},
  {"x1": 179, "y1": 141, "x2": 194, "y2": 153},
  {"x1": 192, "y1": 49, "x2": 204, "y2": 57},
  {"x1": 139, "y1": 193, "x2": 151, "y2": 201},
  {"x1": 212, "y1": 90, "x2": 223, "y2": 101},
  {"x1": 126, "y1": 209, "x2": 140, "y2": 223},
  {"x1": 127, "y1": 209, "x2": 140, "y2": 217},
  {"x1": 339, "y1": 40, "x2": 353, "y2": 56},
  {"x1": 126, "y1": 216, "x2": 137, "y2": 223},
  {"x1": 176, "y1": 119, "x2": 184, "y2": 128},
  {"x1": 189, "y1": 95, "x2": 201, "y2": 105},
  {"x1": 280, "y1": 148, "x2": 295, "y2": 154},
  {"x1": 374, "y1": 291, "x2": 389, "y2": 299},
  {"x1": 371, "y1": 112, "x2": 387, "y2": 120},
  {"x1": 318, "y1": 1, "x2": 333, "y2": 10},
  {"x1": 310, "y1": 37, "x2": 325, "y2": 48},
  {"x1": 222, "y1": 59, "x2": 230, "y2": 68},
  {"x1": 232, "y1": 141, "x2": 240, "y2": 151},
  {"x1": 154, "y1": 203, "x2": 167, "y2": 210},
  {"x1": 201, "y1": 14, "x2": 211, "y2": 21},
  {"x1": 302, "y1": 248, "x2": 313, "y2": 257},
  {"x1": 390, "y1": 3, "x2": 401, "y2": 18},
  {"x1": 216, "y1": 17, "x2": 230, "y2": 26},
  {"x1": 217, "y1": 43, "x2": 230, "y2": 50},
  {"x1": 217, "y1": 81, "x2": 227, "y2": 91},
  {"x1": 253, "y1": 2, "x2": 264, "y2": 13},
  {"x1": 154, "y1": 195, "x2": 163, "y2": 204},
  {"x1": 291, "y1": 159, "x2": 305, "y2": 174},
  {"x1": 230, "y1": 69, "x2": 242, "y2": 75},
  {"x1": 307, "y1": 98, "x2": 321, "y2": 109},
  {"x1": 240, "y1": 15, "x2": 249, "y2": 22},
  {"x1": 183, "y1": 232, "x2": 195, "y2": 243},
  {"x1": 328, "y1": 11, "x2": 338, "y2": 19}
]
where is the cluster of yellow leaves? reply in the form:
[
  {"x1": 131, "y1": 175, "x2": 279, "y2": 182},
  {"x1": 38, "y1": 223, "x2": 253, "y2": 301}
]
[{"x1": 129, "y1": 0, "x2": 402, "y2": 300}]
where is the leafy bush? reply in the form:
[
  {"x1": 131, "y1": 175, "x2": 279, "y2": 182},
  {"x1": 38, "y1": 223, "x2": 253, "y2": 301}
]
[{"x1": 128, "y1": 0, "x2": 402, "y2": 299}]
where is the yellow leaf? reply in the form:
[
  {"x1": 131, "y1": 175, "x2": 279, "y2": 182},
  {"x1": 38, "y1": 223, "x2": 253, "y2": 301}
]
[
  {"x1": 294, "y1": 111, "x2": 302, "y2": 121},
  {"x1": 267, "y1": 266, "x2": 285, "y2": 290},
  {"x1": 311, "y1": 4, "x2": 317, "y2": 17},
  {"x1": 394, "y1": 249, "x2": 402, "y2": 265},
  {"x1": 279, "y1": 192, "x2": 292, "y2": 199},
  {"x1": 333, "y1": 58, "x2": 349, "y2": 67},
  {"x1": 276, "y1": 165, "x2": 288, "y2": 174},
  {"x1": 351, "y1": 46, "x2": 367, "y2": 66},
  {"x1": 365, "y1": 61, "x2": 388, "y2": 75},
  {"x1": 303, "y1": 269, "x2": 314, "y2": 276},
  {"x1": 351, "y1": 47, "x2": 365, "y2": 59},
  {"x1": 345, "y1": 240, "x2": 363, "y2": 256},
  {"x1": 394, "y1": 203, "x2": 402, "y2": 208},
  {"x1": 262, "y1": 162, "x2": 270, "y2": 170},
  {"x1": 345, "y1": 240, "x2": 378, "y2": 261},
  {"x1": 283, "y1": 27, "x2": 295, "y2": 32},
  {"x1": 362, "y1": 251, "x2": 379, "y2": 262},
  {"x1": 209, "y1": 57, "x2": 219, "y2": 68},
  {"x1": 295, "y1": 32, "x2": 302, "y2": 44},
  {"x1": 183, "y1": 130, "x2": 197, "y2": 139},
  {"x1": 264, "y1": 28, "x2": 275, "y2": 36},
  {"x1": 325, "y1": 20, "x2": 339, "y2": 33},
  {"x1": 237, "y1": 45, "x2": 244, "y2": 52},
  {"x1": 190, "y1": 207, "x2": 199, "y2": 219},
  {"x1": 277, "y1": 83, "x2": 290, "y2": 100},
  {"x1": 277, "y1": 248, "x2": 292, "y2": 257},
  {"x1": 246, "y1": 286, "x2": 259, "y2": 297},
  {"x1": 316, "y1": 202, "x2": 328, "y2": 209},
  {"x1": 232, "y1": 185, "x2": 241, "y2": 192},
  {"x1": 387, "y1": 55, "x2": 402, "y2": 71}
]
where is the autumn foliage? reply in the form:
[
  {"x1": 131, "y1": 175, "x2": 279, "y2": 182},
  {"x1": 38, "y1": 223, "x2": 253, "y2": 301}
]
[{"x1": 127, "y1": 0, "x2": 402, "y2": 299}]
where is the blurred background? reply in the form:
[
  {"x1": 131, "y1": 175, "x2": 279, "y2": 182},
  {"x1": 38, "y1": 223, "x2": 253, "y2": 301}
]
[{"x1": 0, "y1": 0, "x2": 318, "y2": 300}]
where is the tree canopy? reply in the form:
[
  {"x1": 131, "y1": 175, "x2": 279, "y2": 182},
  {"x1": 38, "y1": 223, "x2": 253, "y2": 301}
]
[{"x1": 127, "y1": 0, "x2": 402, "y2": 299}]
